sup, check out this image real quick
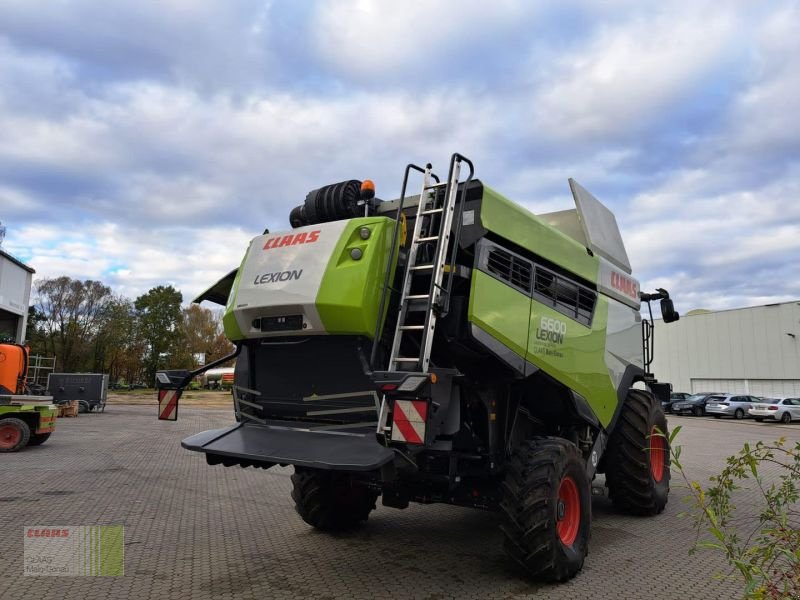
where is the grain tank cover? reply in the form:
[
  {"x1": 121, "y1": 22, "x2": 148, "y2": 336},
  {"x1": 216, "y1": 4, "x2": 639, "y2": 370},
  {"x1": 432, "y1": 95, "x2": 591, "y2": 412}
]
[{"x1": 569, "y1": 179, "x2": 632, "y2": 274}]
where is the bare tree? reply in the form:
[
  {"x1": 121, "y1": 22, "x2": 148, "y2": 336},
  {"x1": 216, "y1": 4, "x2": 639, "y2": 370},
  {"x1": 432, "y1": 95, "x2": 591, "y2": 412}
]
[{"x1": 34, "y1": 277, "x2": 113, "y2": 372}]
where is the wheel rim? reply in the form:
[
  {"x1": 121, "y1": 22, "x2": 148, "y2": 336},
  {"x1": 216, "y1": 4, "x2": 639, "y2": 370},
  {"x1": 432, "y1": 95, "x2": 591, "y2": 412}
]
[
  {"x1": 556, "y1": 475, "x2": 580, "y2": 547},
  {"x1": 735, "y1": 409, "x2": 743, "y2": 419},
  {"x1": 649, "y1": 426, "x2": 666, "y2": 483},
  {"x1": 0, "y1": 423, "x2": 21, "y2": 449},
  {"x1": 782, "y1": 413, "x2": 791, "y2": 423}
]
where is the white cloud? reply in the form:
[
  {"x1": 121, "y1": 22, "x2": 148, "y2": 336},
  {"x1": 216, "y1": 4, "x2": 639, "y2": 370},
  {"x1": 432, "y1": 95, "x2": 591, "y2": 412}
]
[{"x1": 528, "y1": 7, "x2": 738, "y2": 140}]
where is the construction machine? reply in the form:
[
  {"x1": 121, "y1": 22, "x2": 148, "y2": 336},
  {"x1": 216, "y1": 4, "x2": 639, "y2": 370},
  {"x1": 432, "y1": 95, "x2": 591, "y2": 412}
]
[
  {"x1": 0, "y1": 343, "x2": 57, "y2": 452},
  {"x1": 157, "y1": 153, "x2": 679, "y2": 580}
]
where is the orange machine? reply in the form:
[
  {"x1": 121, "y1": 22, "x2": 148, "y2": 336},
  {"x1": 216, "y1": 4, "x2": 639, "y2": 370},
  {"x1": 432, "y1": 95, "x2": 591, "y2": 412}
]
[{"x1": 0, "y1": 343, "x2": 27, "y2": 395}]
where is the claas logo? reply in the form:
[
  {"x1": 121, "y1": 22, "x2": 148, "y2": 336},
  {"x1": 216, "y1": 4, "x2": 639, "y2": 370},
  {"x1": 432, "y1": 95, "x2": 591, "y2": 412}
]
[
  {"x1": 263, "y1": 230, "x2": 320, "y2": 250},
  {"x1": 611, "y1": 271, "x2": 638, "y2": 300}
]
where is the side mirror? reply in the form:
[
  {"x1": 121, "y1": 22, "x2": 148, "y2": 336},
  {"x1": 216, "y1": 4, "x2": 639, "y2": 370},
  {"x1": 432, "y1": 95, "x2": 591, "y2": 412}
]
[{"x1": 660, "y1": 298, "x2": 680, "y2": 323}]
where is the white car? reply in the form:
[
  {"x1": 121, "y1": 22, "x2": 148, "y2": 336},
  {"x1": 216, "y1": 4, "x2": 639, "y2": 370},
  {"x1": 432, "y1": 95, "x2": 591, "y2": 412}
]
[
  {"x1": 705, "y1": 394, "x2": 758, "y2": 420},
  {"x1": 748, "y1": 398, "x2": 800, "y2": 423}
]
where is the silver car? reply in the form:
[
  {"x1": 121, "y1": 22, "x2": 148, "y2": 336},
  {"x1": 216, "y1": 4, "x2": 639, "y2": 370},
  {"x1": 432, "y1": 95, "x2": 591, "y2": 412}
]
[
  {"x1": 705, "y1": 394, "x2": 758, "y2": 420},
  {"x1": 748, "y1": 398, "x2": 800, "y2": 423}
]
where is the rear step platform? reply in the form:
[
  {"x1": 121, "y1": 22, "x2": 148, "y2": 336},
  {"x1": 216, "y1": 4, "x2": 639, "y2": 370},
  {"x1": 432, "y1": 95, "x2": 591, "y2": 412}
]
[{"x1": 181, "y1": 421, "x2": 395, "y2": 471}]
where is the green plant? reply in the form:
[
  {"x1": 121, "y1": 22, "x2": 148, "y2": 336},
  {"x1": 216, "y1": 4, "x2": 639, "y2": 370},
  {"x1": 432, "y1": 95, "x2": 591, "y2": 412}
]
[{"x1": 666, "y1": 426, "x2": 800, "y2": 599}]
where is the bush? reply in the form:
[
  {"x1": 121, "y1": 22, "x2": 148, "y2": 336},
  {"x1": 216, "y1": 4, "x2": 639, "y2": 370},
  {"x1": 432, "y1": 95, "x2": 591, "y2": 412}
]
[{"x1": 668, "y1": 427, "x2": 800, "y2": 599}]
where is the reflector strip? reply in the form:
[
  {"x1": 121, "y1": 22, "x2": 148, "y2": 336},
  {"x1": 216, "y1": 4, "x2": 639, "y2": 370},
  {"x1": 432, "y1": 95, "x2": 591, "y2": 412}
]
[
  {"x1": 391, "y1": 400, "x2": 427, "y2": 445},
  {"x1": 158, "y1": 389, "x2": 180, "y2": 421}
]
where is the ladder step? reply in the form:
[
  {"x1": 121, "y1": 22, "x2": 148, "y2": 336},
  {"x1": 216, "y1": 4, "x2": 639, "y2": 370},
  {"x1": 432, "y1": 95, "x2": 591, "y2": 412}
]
[
  {"x1": 421, "y1": 208, "x2": 443, "y2": 215},
  {"x1": 405, "y1": 294, "x2": 430, "y2": 300},
  {"x1": 415, "y1": 236, "x2": 439, "y2": 243},
  {"x1": 399, "y1": 325, "x2": 424, "y2": 331},
  {"x1": 409, "y1": 264, "x2": 434, "y2": 271},
  {"x1": 393, "y1": 358, "x2": 419, "y2": 363}
]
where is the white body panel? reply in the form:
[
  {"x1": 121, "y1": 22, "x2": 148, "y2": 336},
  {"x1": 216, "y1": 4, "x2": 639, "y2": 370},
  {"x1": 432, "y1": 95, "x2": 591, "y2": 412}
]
[{"x1": 232, "y1": 221, "x2": 348, "y2": 338}]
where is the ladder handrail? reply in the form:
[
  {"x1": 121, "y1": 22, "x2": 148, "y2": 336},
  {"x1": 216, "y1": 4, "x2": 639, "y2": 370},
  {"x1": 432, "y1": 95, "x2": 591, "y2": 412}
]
[
  {"x1": 385, "y1": 153, "x2": 474, "y2": 374},
  {"x1": 369, "y1": 163, "x2": 438, "y2": 370},
  {"x1": 441, "y1": 153, "x2": 474, "y2": 318}
]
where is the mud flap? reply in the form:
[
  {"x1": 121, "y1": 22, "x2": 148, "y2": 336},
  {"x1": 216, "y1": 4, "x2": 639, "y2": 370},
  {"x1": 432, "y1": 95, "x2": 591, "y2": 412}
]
[{"x1": 182, "y1": 421, "x2": 396, "y2": 471}]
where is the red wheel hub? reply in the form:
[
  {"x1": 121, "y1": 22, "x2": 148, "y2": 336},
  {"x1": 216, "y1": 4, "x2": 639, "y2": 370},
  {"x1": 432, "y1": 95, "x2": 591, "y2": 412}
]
[
  {"x1": 0, "y1": 423, "x2": 21, "y2": 449},
  {"x1": 650, "y1": 426, "x2": 666, "y2": 483},
  {"x1": 556, "y1": 475, "x2": 580, "y2": 546}
]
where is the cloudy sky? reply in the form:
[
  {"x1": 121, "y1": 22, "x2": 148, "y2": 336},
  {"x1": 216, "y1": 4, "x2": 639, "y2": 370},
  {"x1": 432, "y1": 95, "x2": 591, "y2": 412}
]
[{"x1": 1, "y1": 0, "x2": 798, "y2": 312}]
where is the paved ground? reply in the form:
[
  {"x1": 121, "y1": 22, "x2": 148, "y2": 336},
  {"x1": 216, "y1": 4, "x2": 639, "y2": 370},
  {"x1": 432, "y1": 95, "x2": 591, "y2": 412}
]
[{"x1": 1, "y1": 405, "x2": 798, "y2": 600}]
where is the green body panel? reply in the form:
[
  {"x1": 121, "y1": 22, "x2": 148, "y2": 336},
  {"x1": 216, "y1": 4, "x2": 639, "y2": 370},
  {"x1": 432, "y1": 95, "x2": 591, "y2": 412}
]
[
  {"x1": 526, "y1": 297, "x2": 617, "y2": 427},
  {"x1": 479, "y1": 185, "x2": 600, "y2": 284},
  {"x1": 222, "y1": 242, "x2": 251, "y2": 341},
  {"x1": 468, "y1": 270, "x2": 531, "y2": 357},
  {"x1": 0, "y1": 403, "x2": 58, "y2": 432},
  {"x1": 317, "y1": 217, "x2": 398, "y2": 336}
]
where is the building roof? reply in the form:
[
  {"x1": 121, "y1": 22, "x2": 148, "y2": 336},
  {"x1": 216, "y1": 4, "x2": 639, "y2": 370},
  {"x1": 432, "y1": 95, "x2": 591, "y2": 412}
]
[
  {"x1": 0, "y1": 248, "x2": 35, "y2": 274},
  {"x1": 683, "y1": 299, "x2": 800, "y2": 317}
]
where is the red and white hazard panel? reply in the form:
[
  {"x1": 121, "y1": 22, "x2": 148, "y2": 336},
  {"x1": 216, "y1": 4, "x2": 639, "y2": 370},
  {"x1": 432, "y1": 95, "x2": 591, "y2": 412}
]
[
  {"x1": 158, "y1": 389, "x2": 182, "y2": 421},
  {"x1": 390, "y1": 400, "x2": 428, "y2": 445}
]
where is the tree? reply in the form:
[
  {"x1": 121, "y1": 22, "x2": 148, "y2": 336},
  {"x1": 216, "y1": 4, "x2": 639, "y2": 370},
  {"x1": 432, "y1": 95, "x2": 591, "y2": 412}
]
[
  {"x1": 134, "y1": 285, "x2": 183, "y2": 384},
  {"x1": 34, "y1": 277, "x2": 113, "y2": 372},
  {"x1": 93, "y1": 297, "x2": 140, "y2": 383},
  {"x1": 174, "y1": 305, "x2": 234, "y2": 369}
]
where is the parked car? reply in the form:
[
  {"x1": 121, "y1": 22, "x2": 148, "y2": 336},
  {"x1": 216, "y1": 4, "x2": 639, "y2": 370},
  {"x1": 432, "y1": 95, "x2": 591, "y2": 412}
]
[
  {"x1": 705, "y1": 394, "x2": 758, "y2": 419},
  {"x1": 663, "y1": 392, "x2": 691, "y2": 413},
  {"x1": 748, "y1": 398, "x2": 800, "y2": 423},
  {"x1": 671, "y1": 393, "x2": 723, "y2": 417}
]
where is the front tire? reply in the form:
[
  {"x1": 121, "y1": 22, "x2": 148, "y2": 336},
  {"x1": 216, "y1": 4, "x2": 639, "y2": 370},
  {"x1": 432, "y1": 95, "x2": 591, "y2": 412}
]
[
  {"x1": 28, "y1": 432, "x2": 52, "y2": 446},
  {"x1": 693, "y1": 406, "x2": 703, "y2": 417},
  {"x1": 291, "y1": 468, "x2": 378, "y2": 531},
  {"x1": 605, "y1": 389, "x2": 670, "y2": 516},
  {"x1": 500, "y1": 437, "x2": 591, "y2": 582},
  {"x1": 0, "y1": 418, "x2": 31, "y2": 452},
  {"x1": 734, "y1": 409, "x2": 744, "y2": 420}
]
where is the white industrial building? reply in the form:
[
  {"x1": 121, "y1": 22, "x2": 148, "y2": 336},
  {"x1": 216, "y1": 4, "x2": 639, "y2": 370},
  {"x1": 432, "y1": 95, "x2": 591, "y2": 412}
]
[
  {"x1": 0, "y1": 248, "x2": 34, "y2": 343},
  {"x1": 651, "y1": 300, "x2": 800, "y2": 397}
]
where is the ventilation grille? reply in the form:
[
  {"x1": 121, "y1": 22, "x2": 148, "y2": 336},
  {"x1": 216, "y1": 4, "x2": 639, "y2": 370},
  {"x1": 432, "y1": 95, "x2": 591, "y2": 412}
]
[
  {"x1": 533, "y1": 266, "x2": 596, "y2": 327},
  {"x1": 486, "y1": 248, "x2": 532, "y2": 294},
  {"x1": 480, "y1": 240, "x2": 598, "y2": 327}
]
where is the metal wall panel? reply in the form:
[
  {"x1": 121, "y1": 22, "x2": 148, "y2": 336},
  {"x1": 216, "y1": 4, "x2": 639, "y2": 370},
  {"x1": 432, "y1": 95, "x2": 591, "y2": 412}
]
[
  {"x1": 651, "y1": 301, "x2": 800, "y2": 393},
  {"x1": 690, "y1": 379, "x2": 746, "y2": 393},
  {"x1": 748, "y1": 379, "x2": 800, "y2": 398}
]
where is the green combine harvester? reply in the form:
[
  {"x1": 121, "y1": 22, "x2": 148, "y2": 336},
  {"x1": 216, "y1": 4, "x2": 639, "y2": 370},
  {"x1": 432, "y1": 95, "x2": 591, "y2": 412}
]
[{"x1": 158, "y1": 153, "x2": 679, "y2": 581}]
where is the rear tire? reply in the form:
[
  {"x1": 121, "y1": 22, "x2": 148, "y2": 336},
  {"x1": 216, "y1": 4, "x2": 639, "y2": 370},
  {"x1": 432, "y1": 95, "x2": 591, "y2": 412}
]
[
  {"x1": 28, "y1": 432, "x2": 52, "y2": 446},
  {"x1": 781, "y1": 412, "x2": 792, "y2": 424},
  {"x1": 291, "y1": 468, "x2": 378, "y2": 531},
  {"x1": 693, "y1": 406, "x2": 703, "y2": 417},
  {"x1": 0, "y1": 418, "x2": 31, "y2": 452},
  {"x1": 605, "y1": 389, "x2": 670, "y2": 516},
  {"x1": 500, "y1": 437, "x2": 591, "y2": 582},
  {"x1": 78, "y1": 401, "x2": 89, "y2": 414}
]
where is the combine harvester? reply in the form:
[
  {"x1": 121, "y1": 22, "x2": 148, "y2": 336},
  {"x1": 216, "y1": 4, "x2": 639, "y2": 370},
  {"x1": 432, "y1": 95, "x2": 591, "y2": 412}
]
[{"x1": 157, "y1": 153, "x2": 679, "y2": 580}]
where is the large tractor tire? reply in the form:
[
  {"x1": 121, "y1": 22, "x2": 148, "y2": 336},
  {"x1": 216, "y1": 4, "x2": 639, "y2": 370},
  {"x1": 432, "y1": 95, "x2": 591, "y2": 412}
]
[
  {"x1": 0, "y1": 418, "x2": 31, "y2": 452},
  {"x1": 291, "y1": 468, "x2": 379, "y2": 532},
  {"x1": 500, "y1": 437, "x2": 591, "y2": 582},
  {"x1": 28, "y1": 432, "x2": 52, "y2": 446},
  {"x1": 604, "y1": 389, "x2": 670, "y2": 516}
]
